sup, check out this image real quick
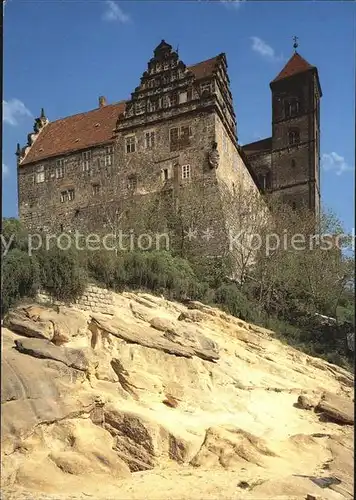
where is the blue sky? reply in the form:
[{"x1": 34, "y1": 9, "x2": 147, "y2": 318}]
[{"x1": 3, "y1": 0, "x2": 355, "y2": 232}]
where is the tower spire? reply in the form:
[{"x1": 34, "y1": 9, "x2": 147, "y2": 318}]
[{"x1": 293, "y1": 36, "x2": 299, "y2": 52}]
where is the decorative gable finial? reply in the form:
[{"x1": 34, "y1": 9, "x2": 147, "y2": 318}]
[
  {"x1": 293, "y1": 35, "x2": 299, "y2": 52},
  {"x1": 40, "y1": 107, "x2": 45, "y2": 119}
]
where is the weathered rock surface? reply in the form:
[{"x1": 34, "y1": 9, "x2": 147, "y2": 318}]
[{"x1": 1, "y1": 290, "x2": 354, "y2": 500}]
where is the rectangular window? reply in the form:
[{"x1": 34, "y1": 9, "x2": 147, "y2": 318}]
[
  {"x1": 169, "y1": 128, "x2": 179, "y2": 143},
  {"x1": 36, "y1": 165, "x2": 45, "y2": 183},
  {"x1": 60, "y1": 189, "x2": 75, "y2": 202},
  {"x1": 162, "y1": 168, "x2": 169, "y2": 181},
  {"x1": 82, "y1": 151, "x2": 91, "y2": 172},
  {"x1": 180, "y1": 125, "x2": 192, "y2": 140},
  {"x1": 104, "y1": 145, "x2": 113, "y2": 167},
  {"x1": 201, "y1": 82, "x2": 211, "y2": 94},
  {"x1": 179, "y1": 92, "x2": 187, "y2": 104},
  {"x1": 170, "y1": 93, "x2": 178, "y2": 107},
  {"x1": 127, "y1": 175, "x2": 137, "y2": 190},
  {"x1": 181, "y1": 164, "x2": 191, "y2": 179},
  {"x1": 125, "y1": 136, "x2": 136, "y2": 154},
  {"x1": 169, "y1": 126, "x2": 192, "y2": 143},
  {"x1": 148, "y1": 100, "x2": 158, "y2": 112},
  {"x1": 136, "y1": 100, "x2": 145, "y2": 114},
  {"x1": 145, "y1": 131, "x2": 155, "y2": 149},
  {"x1": 56, "y1": 159, "x2": 66, "y2": 179},
  {"x1": 93, "y1": 184, "x2": 100, "y2": 196}
]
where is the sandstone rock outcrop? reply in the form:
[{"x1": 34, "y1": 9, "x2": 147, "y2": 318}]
[{"x1": 1, "y1": 291, "x2": 354, "y2": 500}]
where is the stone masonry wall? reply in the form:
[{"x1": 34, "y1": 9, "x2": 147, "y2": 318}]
[{"x1": 36, "y1": 284, "x2": 114, "y2": 315}]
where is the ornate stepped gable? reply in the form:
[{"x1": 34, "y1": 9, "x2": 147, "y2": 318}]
[
  {"x1": 116, "y1": 40, "x2": 237, "y2": 140},
  {"x1": 17, "y1": 40, "x2": 237, "y2": 166}
]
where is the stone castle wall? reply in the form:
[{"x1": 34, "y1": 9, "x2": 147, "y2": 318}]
[{"x1": 36, "y1": 284, "x2": 114, "y2": 315}]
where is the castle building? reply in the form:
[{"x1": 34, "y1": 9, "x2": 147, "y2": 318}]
[{"x1": 16, "y1": 40, "x2": 321, "y2": 256}]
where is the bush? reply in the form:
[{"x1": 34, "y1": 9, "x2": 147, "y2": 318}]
[
  {"x1": 2, "y1": 218, "x2": 29, "y2": 252},
  {"x1": 215, "y1": 284, "x2": 253, "y2": 321},
  {"x1": 36, "y1": 246, "x2": 88, "y2": 302},
  {"x1": 87, "y1": 250, "x2": 117, "y2": 288},
  {"x1": 1, "y1": 249, "x2": 40, "y2": 315}
]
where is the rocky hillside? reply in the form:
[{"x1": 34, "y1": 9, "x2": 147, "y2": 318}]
[{"x1": 1, "y1": 291, "x2": 354, "y2": 500}]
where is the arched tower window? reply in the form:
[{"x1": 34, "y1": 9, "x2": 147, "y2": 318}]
[
  {"x1": 291, "y1": 159, "x2": 296, "y2": 168},
  {"x1": 288, "y1": 129, "x2": 300, "y2": 145},
  {"x1": 292, "y1": 202, "x2": 297, "y2": 211},
  {"x1": 285, "y1": 98, "x2": 300, "y2": 118},
  {"x1": 258, "y1": 171, "x2": 272, "y2": 192}
]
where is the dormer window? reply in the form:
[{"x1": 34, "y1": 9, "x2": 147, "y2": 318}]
[
  {"x1": 288, "y1": 129, "x2": 300, "y2": 146},
  {"x1": 285, "y1": 98, "x2": 300, "y2": 118}
]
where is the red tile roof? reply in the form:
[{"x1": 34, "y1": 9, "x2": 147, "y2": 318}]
[
  {"x1": 272, "y1": 52, "x2": 315, "y2": 83},
  {"x1": 20, "y1": 101, "x2": 126, "y2": 165},
  {"x1": 188, "y1": 56, "x2": 220, "y2": 80},
  {"x1": 20, "y1": 56, "x2": 221, "y2": 166}
]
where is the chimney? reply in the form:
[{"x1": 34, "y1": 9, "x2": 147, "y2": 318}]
[{"x1": 99, "y1": 96, "x2": 107, "y2": 108}]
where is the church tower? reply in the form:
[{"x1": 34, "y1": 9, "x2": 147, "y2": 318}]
[{"x1": 269, "y1": 39, "x2": 322, "y2": 216}]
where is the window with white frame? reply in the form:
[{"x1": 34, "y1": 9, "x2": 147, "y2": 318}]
[
  {"x1": 82, "y1": 151, "x2": 91, "y2": 172},
  {"x1": 181, "y1": 164, "x2": 191, "y2": 179},
  {"x1": 56, "y1": 159, "x2": 66, "y2": 179},
  {"x1": 125, "y1": 136, "x2": 136, "y2": 154},
  {"x1": 60, "y1": 189, "x2": 75, "y2": 203},
  {"x1": 104, "y1": 145, "x2": 113, "y2": 167},
  {"x1": 179, "y1": 92, "x2": 187, "y2": 104},
  {"x1": 169, "y1": 125, "x2": 192, "y2": 143},
  {"x1": 92, "y1": 184, "x2": 100, "y2": 196},
  {"x1": 36, "y1": 165, "x2": 45, "y2": 183},
  {"x1": 145, "y1": 131, "x2": 155, "y2": 149},
  {"x1": 148, "y1": 100, "x2": 157, "y2": 112}
]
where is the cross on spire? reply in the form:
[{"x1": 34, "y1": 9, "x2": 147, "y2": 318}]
[{"x1": 293, "y1": 36, "x2": 299, "y2": 52}]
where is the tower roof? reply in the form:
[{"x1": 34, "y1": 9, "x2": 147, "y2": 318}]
[{"x1": 272, "y1": 52, "x2": 315, "y2": 83}]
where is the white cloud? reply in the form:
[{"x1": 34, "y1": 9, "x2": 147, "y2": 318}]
[
  {"x1": 2, "y1": 163, "x2": 10, "y2": 178},
  {"x1": 250, "y1": 36, "x2": 283, "y2": 62},
  {"x1": 321, "y1": 152, "x2": 353, "y2": 176},
  {"x1": 3, "y1": 98, "x2": 32, "y2": 126},
  {"x1": 221, "y1": 0, "x2": 244, "y2": 10},
  {"x1": 102, "y1": 1, "x2": 130, "y2": 23}
]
